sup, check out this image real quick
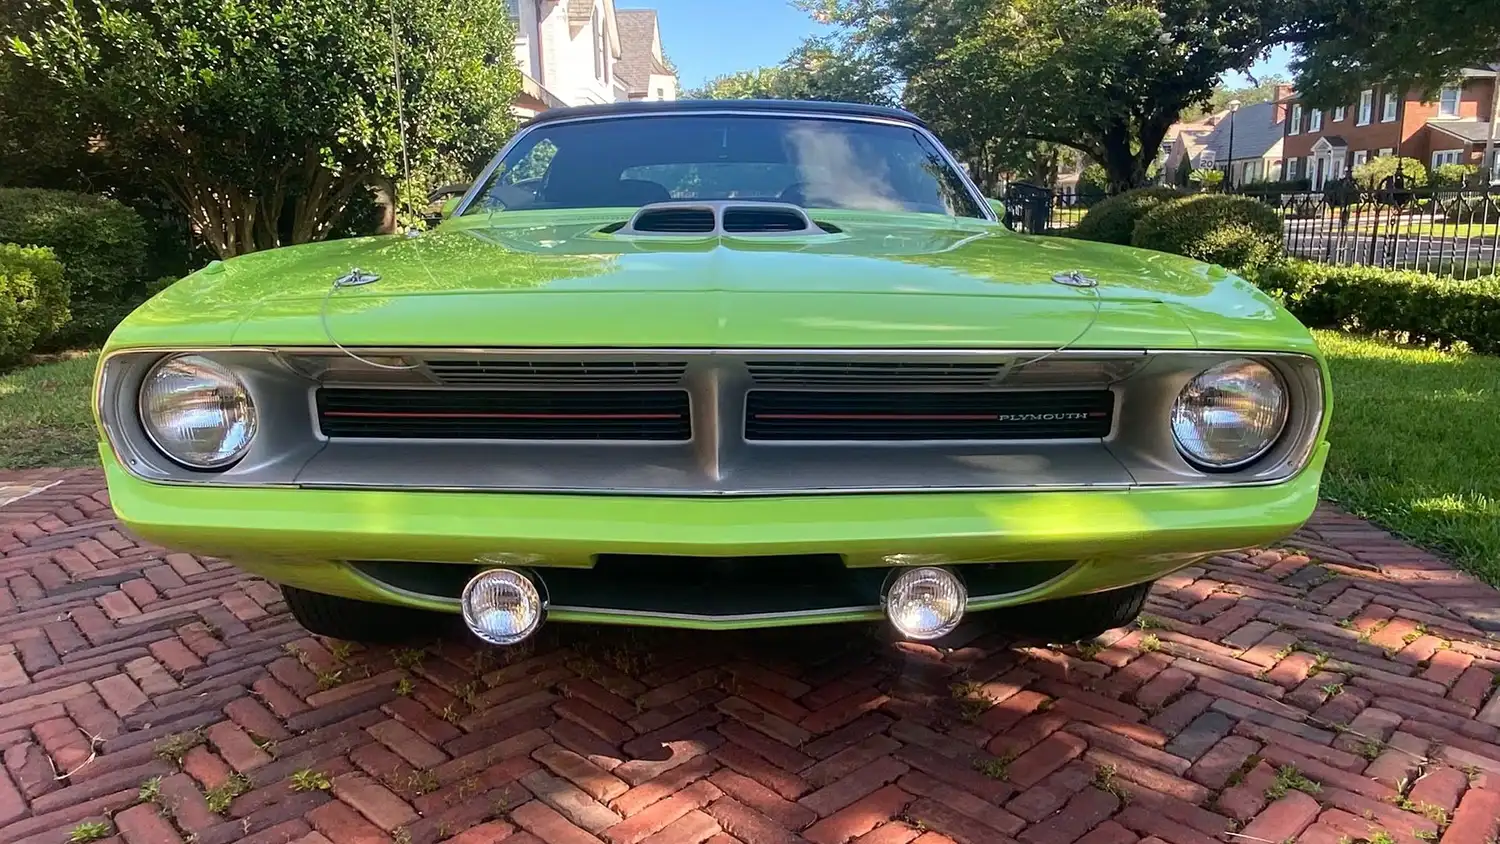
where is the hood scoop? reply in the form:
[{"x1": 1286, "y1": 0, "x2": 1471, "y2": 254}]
[{"x1": 618, "y1": 201, "x2": 831, "y2": 236}]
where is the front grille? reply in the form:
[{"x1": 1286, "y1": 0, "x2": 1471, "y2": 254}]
[
  {"x1": 744, "y1": 390, "x2": 1114, "y2": 440},
  {"x1": 747, "y1": 360, "x2": 1004, "y2": 388},
  {"x1": 317, "y1": 388, "x2": 691, "y2": 440},
  {"x1": 425, "y1": 359, "x2": 687, "y2": 387}
]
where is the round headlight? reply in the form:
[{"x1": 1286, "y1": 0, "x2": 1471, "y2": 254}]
[
  {"x1": 884, "y1": 566, "x2": 967, "y2": 640},
  {"x1": 139, "y1": 355, "x2": 257, "y2": 469},
  {"x1": 1170, "y1": 359, "x2": 1288, "y2": 470},
  {"x1": 461, "y1": 569, "x2": 545, "y2": 645}
]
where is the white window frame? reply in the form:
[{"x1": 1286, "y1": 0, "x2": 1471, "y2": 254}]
[
  {"x1": 1432, "y1": 149, "x2": 1464, "y2": 167},
  {"x1": 1378, "y1": 147, "x2": 1394, "y2": 157},
  {"x1": 1288, "y1": 104, "x2": 1302, "y2": 135},
  {"x1": 1333, "y1": 106, "x2": 1346, "y2": 122},
  {"x1": 1357, "y1": 90, "x2": 1374, "y2": 125},
  {"x1": 593, "y1": 8, "x2": 607, "y2": 83},
  {"x1": 1309, "y1": 109, "x2": 1323, "y2": 132},
  {"x1": 1437, "y1": 86, "x2": 1461, "y2": 118},
  {"x1": 1381, "y1": 91, "x2": 1399, "y2": 122},
  {"x1": 1352, "y1": 150, "x2": 1369, "y2": 168}
]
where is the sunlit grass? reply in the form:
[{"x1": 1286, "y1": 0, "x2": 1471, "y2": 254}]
[
  {"x1": 1314, "y1": 330, "x2": 1500, "y2": 583},
  {"x1": 0, "y1": 352, "x2": 99, "y2": 469}
]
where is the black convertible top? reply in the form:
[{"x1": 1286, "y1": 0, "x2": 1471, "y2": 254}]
[{"x1": 522, "y1": 98, "x2": 926, "y2": 128}]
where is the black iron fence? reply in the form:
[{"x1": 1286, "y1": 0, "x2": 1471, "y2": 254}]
[{"x1": 1002, "y1": 182, "x2": 1500, "y2": 278}]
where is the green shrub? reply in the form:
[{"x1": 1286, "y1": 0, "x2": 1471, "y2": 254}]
[
  {"x1": 1251, "y1": 260, "x2": 1500, "y2": 354},
  {"x1": 1431, "y1": 163, "x2": 1479, "y2": 189},
  {"x1": 1070, "y1": 187, "x2": 1188, "y2": 245},
  {"x1": 0, "y1": 188, "x2": 149, "y2": 347},
  {"x1": 1131, "y1": 194, "x2": 1284, "y2": 271},
  {"x1": 0, "y1": 244, "x2": 70, "y2": 366},
  {"x1": 1351, "y1": 156, "x2": 1428, "y2": 189},
  {"x1": 1443, "y1": 195, "x2": 1500, "y2": 223}
]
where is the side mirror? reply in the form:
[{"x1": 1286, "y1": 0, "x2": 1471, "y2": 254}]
[{"x1": 440, "y1": 195, "x2": 463, "y2": 220}]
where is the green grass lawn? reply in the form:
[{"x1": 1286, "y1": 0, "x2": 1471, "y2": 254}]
[
  {"x1": 1314, "y1": 331, "x2": 1500, "y2": 582},
  {"x1": 0, "y1": 352, "x2": 99, "y2": 470},
  {"x1": 1, "y1": 336, "x2": 1498, "y2": 582}
]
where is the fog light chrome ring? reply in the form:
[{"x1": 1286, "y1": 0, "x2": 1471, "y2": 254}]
[
  {"x1": 883, "y1": 566, "x2": 967, "y2": 640},
  {"x1": 461, "y1": 569, "x2": 545, "y2": 645}
]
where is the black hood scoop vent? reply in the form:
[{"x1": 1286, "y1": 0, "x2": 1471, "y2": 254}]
[{"x1": 616, "y1": 201, "x2": 832, "y2": 236}]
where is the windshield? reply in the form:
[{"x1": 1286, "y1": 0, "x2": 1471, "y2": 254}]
[{"x1": 465, "y1": 114, "x2": 984, "y2": 218}]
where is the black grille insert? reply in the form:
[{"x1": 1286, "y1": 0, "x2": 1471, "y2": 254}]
[
  {"x1": 317, "y1": 388, "x2": 691, "y2": 440},
  {"x1": 744, "y1": 390, "x2": 1114, "y2": 440},
  {"x1": 631, "y1": 208, "x2": 715, "y2": 233}
]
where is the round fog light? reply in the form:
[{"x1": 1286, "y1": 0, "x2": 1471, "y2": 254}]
[
  {"x1": 461, "y1": 569, "x2": 544, "y2": 645},
  {"x1": 884, "y1": 567, "x2": 967, "y2": 640}
]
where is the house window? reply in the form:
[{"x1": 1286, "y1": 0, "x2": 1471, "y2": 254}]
[
  {"x1": 1381, "y1": 91, "x2": 1398, "y2": 122},
  {"x1": 1288, "y1": 104, "x2": 1302, "y2": 135},
  {"x1": 593, "y1": 8, "x2": 606, "y2": 82},
  {"x1": 656, "y1": 87, "x2": 665, "y2": 100},
  {"x1": 1378, "y1": 147, "x2": 1394, "y2": 157},
  {"x1": 1433, "y1": 149, "x2": 1464, "y2": 167},
  {"x1": 1352, "y1": 150, "x2": 1369, "y2": 168},
  {"x1": 1287, "y1": 158, "x2": 1300, "y2": 179},
  {"x1": 506, "y1": 0, "x2": 519, "y2": 17},
  {"x1": 1309, "y1": 109, "x2": 1323, "y2": 132},
  {"x1": 1333, "y1": 106, "x2": 1346, "y2": 122},
  {"x1": 1357, "y1": 90, "x2": 1374, "y2": 125},
  {"x1": 1438, "y1": 86, "x2": 1461, "y2": 118}
]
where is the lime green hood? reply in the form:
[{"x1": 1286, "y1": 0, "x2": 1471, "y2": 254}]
[{"x1": 107, "y1": 209, "x2": 1315, "y2": 353}]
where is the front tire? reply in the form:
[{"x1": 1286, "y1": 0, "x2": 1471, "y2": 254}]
[
  {"x1": 1003, "y1": 580, "x2": 1154, "y2": 642},
  {"x1": 281, "y1": 585, "x2": 442, "y2": 643}
]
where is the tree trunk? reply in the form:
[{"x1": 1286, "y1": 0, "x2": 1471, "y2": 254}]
[{"x1": 1099, "y1": 122, "x2": 1144, "y2": 193}]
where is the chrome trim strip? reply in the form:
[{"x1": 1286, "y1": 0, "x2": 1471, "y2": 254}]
[{"x1": 449, "y1": 108, "x2": 998, "y2": 223}]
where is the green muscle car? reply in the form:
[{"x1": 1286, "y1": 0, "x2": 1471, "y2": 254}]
[{"x1": 94, "y1": 100, "x2": 1330, "y2": 646}]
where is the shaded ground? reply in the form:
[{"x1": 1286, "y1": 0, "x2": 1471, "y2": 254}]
[{"x1": 3, "y1": 469, "x2": 1500, "y2": 844}]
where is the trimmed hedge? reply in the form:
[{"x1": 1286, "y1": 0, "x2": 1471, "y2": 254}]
[
  {"x1": 1071, "y1": 187, "x2": 1188, "y2": 245},
  {"x1": 1131, "y1": 194, "x2": 1283, "y2": 271},
  {"x1": 0, "y1": 244, "x2": 70, "y2": 366},
  {"x1": 1252, "y1": 260, "x2": 1500, "y2": 354},
  {"x1": 0, "y1": 188, "x2": 149, "y2": 347}
]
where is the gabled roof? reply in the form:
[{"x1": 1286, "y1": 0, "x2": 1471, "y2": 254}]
[
  {"x1": 1199, "y1": 101, "x2": 1285, "y2": 161},
  {"x1": 1428, "y1": 120, "x2": 1497, "y2": 143},
  {"x1": 615, "y1": 9, "x2": 673, "y2": 94}
]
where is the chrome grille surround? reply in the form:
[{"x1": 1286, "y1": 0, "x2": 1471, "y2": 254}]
[{"x1": 98, "y1": 347, "x2": 1326, "y2": 495}]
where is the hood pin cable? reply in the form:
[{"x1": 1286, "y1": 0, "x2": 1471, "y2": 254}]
[{"x1": 319, "y1": 269, "x2": 423, "y2": 371}]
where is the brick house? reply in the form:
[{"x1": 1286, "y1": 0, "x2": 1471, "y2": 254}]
[{"x1": 1278, "y1": 67, "x2": 1499, "y2": 189}]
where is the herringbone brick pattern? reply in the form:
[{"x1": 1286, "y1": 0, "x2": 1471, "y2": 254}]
[{"x1": 3, "y1": 468, "x2": 1500, "y2": 844}]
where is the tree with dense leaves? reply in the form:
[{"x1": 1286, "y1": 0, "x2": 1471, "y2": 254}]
[
  {"x1": 1181, "y1": 76, "x2": 1292, "y2": 121},
  {"x1": 800, "y1": 0, "x2": 1298, "y2": 191},
  {"x1": 689, "y1": 37, "x2": 896, "y2": 106},
  {"x1": 5, "y1": 0, "x2": 520, "y2": 258},
  {"x1": 1292, "y1": 0, "x2": 1500, "y2": 106}
]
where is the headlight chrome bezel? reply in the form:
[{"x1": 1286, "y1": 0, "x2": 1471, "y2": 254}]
[
  {"x1": 138, "y1": 353, "x2": 258, "y2": 470},
  {"x1": 1170, "y1": 358, "x2": 1290, "y2": 472}
]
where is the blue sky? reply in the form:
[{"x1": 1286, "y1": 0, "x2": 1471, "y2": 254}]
[{"x1": 632, "y1": 0, "x2": 1295, "y2": 93}]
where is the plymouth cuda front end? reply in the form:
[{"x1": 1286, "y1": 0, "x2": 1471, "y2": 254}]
[{"x1": 95, "y1": 100, "x2": 1330, "y2": 645}]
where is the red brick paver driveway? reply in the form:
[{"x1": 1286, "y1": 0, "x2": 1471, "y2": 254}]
[{"x1": 4, "y1": 469, "x2": 1500, "y2": 844}]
